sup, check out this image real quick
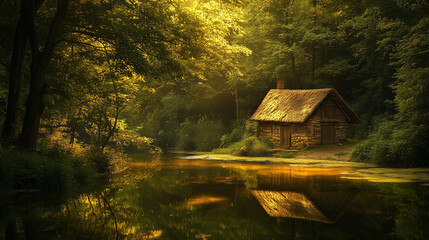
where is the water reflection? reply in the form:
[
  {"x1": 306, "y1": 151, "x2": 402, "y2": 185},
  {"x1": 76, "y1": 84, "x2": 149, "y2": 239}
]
[
  {"x1": 0, "y1": 158, "x2": 428, "y2": 239},
  {"x1": 250, "y1": 167, "x2": 358, "y2": 224}
]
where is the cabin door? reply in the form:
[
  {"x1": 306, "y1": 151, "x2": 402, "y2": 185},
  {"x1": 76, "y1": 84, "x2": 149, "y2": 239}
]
[
  {"x1": 281, "y1": 126, "x2": 291, "y2": 149},
  {"x1": 321, "y1": 123, "x2": 335, "y2": 144}
]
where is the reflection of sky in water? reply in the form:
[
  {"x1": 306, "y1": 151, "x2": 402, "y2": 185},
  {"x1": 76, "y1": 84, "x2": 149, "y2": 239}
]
[{"x1": 1, "y1": 157, "x2": 428, "y2": 239}]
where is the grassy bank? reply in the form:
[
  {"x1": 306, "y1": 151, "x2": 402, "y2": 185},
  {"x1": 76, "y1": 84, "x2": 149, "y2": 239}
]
[{"x1": 213, "y1": 139, "x2": 365, "y2": 160}]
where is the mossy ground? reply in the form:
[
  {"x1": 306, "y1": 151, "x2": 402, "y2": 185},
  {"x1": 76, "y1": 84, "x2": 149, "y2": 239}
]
[{"x1": 275, "y1": 139, "x2": 367, "y2": 161}]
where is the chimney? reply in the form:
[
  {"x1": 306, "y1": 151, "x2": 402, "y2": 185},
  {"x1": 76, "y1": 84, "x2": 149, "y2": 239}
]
[{"x1": 276, "y1": 80, "x2": 285, "y2": 89}]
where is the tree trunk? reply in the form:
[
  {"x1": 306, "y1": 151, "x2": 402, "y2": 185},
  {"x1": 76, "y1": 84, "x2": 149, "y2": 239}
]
[
  {"x1": 235, "y1": 87, "x2": 239, "y2": 121},
  {"x1": 101, "y1": 111, "x2": 119, "y2": 150},
  {"x1": 2, "y1": 0, "x2": 45, "y2": 142},
  {"x1": 69, "y1": 118, "x2": 78, "y2": 145},
  {"x1": 311, "y1": 0, "x2": 317, "y2": 82},
  {"x1": 19, "y1": 0, "x2": 69, "y2": 149},
  {"x1": 2, "y1": 2, "x2": 27, "y2": 140}
]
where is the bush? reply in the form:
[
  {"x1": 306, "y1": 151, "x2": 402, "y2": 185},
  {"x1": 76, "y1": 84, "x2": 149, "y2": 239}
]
[
  {"x1": 85, "y1": 148, "x2": 111, "y2": 174},
  {"x1": 220, "y1": 120, "x2": 246, "y2": 147},
  {"x1": 350, "y1": 120, "x2": 429, "y2": 167},
  {"x1": 351, "y1": 141, "x2": 373, "y2": 162},
  {"x1": 213, "y1": 120, "x2": 269, "y2": 157},
  {"x1": 0, "y1": 147, "x2": 73, "y2": 191},
  {"x1": 243, "y1": 120, "x2": 259, "y2": 138},
  {"x1": 70, "y1": 157, "x2": 97, "y2": 183},
  {"x1": 232, "y1": 136, "x2": 272, "y2": 157},
  {"x1": 212, "y1": 142, "x2": 240, "y2": 154}
]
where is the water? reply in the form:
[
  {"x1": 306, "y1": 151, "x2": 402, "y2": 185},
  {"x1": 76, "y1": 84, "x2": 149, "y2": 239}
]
[{"x1": 1, "y1": 156, "x2": 428, "y2": 239}]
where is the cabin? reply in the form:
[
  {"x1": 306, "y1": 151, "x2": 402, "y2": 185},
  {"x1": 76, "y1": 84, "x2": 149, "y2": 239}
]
[{"x1": 250, "y1": 85, "x2": 359, "y2": 150}]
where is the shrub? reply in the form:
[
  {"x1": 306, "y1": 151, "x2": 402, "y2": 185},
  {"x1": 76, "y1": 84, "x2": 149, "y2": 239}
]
[
  {"x1": 220, "y1": 120, "x2": 246, "y2": 147},
  {"x1": 212, "y1": 142, "x2": 240, "y2": 154},
  {"x1": 350, "y1": 120, "x2": 425, "y2": 166},
  {"x1": 232, "y1": 136, "x2": 272, "y2": 157},
  {"x1": 70, "y1": 157, "x2": 97, "y2": 183},
  {"x1": 85, "y1": 148, "x2": 111, "y2": 174},
  {"x1": 0, "y1": 148, "x2": 73, "y2": 191},
  {"x1": 351, "y1": 140, "x2": 373, "y2": 162},
  {"x1": 243, "y1": 120, "x2": 259, "y2": 138}
]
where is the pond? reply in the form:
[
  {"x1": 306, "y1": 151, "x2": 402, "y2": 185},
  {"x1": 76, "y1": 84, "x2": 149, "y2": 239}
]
[{"x1": 1, "y1": 155, "x2": 429, "y2": 239}]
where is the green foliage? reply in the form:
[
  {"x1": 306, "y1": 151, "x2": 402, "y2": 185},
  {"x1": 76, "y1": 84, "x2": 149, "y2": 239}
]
[
  {"x1": 177, "y1": 119, "x2": 197, "y2": 150},
  {"x1": 243, "y1": 120, "x2": 259, "y2": 138},
  {"x1": 0, "y1": 147, "x2": 73, "y2": 191},
  {"x1": 194, "y1": 121, "x2": 225, "y2": 151},
  {"x1": 232, "y1": 136, "x2": 272, "y2": 157},
  {"x1": 84, "y1": 148, "x2": 112, "y2": 174},
  {"x1": 352, "y1": 14, "x2": 429, "y2": 167},
  {"x1": 214, "y1": 120, "x2": 265, "y2": 156},
  {"x1": 1, "y1": 0, "x2": 428, "y2": 169},
  {"x1": 351, "y1": 142, "x2": 373, "y2": 163},
  {"x1": 212, "y1": 142, "x2": 240, "y2": 154},
  {"x1": 177, "y1": 119, "x2": 226, "y2": 151},
  {"x1": 220, "y1": 120, "x2": 246, "y2": 147}
]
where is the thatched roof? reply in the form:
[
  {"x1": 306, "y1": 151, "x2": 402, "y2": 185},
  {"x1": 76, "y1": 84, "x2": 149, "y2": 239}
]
[{"x1": 250, "y1": 88, "x2": 359, "y2": 123}]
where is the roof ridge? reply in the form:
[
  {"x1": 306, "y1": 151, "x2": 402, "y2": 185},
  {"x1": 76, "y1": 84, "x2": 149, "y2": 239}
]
[{"x1": 250, "y1": 88, "x2": 359, "y2": 123}]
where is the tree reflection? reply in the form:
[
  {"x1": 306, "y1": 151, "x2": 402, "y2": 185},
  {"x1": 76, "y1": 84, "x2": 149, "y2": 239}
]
[{"x1": 0, "y1": 159, "x2": 428, "y2": 239}]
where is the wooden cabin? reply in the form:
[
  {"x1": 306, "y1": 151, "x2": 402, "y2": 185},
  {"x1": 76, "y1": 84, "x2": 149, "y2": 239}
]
[{"x1": 250, "y1": 87, "x2": 359, "y2": 150}]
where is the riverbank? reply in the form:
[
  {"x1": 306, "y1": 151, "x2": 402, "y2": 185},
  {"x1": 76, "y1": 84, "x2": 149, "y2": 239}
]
[
  {"x1": 178, "y1": 153, "x2": 429, "y2": 185},
  {"x1": 275, "y1": 139, "x2": 366, "y2": 160}
]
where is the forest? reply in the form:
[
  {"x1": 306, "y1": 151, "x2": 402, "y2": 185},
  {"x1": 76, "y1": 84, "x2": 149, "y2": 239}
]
[{"x1": 0, "y1": 0, "x2": 428, "y2": 189}]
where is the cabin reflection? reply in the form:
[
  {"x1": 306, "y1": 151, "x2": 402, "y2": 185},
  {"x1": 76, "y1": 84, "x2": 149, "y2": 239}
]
[{"x1": 251, "y1": 169, "x2": 358, "y2": 224}]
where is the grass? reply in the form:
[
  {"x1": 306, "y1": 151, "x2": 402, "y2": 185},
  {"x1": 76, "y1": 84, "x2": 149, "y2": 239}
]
[
  {"x1": 212, "y1": 142, "x2": 240, "y2": 154},
  {"x1": 335, "y1": 151, "x2": 349, "y2": 157},
  {"x1": 212, "y1": 147, "x2": 235, "y2": 154},
  {"x1": 277, "y1": 152, "x2": 297, "y2": 158},
  {"x1": 212, "y1": 139, "x2": 364, "y2": 161}
]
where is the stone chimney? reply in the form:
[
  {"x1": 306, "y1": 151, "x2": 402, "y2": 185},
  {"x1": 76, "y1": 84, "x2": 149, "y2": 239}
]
[{"x1": 276, "y1": 80, "x2": 285, "y2": 89}]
